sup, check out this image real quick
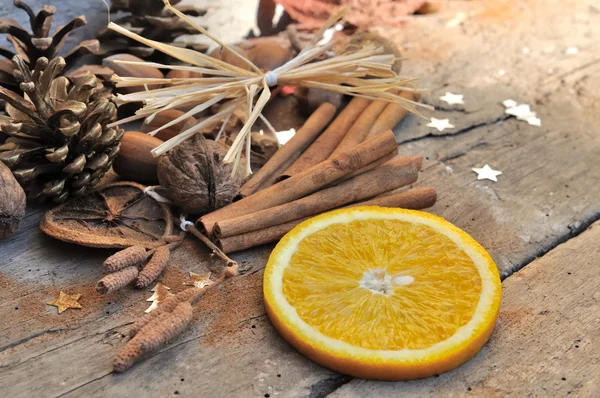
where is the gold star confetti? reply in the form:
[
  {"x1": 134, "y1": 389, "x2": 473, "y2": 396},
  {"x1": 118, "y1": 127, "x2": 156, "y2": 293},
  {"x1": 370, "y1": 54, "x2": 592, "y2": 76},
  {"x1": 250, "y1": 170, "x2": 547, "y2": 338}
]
[
  {"x1": 472, "y1": 164, "x2": 502, "y2": 182},
  {"x1": 47, "y1": 291, "x2": 82, "y2": 314},
  {"x1": 439, "y1": 92, "x2": 464, "y2": 105},
  {"x1": 184, "y1": 272, "x2": 213, "y2": 289},
  {"x1": 145, "y1": 283, "x2": 174, "y2": 313},
  {"x1": 426, "y1": 118, "x2": 455, "y2": 132}
]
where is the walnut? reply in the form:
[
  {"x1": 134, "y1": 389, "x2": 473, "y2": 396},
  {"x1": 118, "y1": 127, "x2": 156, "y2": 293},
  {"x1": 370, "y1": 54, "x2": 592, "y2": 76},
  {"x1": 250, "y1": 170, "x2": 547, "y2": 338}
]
[
  {"x1": 157, "y1": 134, "x2": 245, "y2": 214},
  {"x1": 0, "y1": 162, "x2": 26, "y2": 240}
]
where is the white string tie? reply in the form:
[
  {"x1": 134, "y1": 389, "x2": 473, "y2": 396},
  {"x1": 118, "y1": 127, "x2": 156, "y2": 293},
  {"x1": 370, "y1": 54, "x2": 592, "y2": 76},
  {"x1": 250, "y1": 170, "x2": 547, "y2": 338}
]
[
  {"x1": 265, "y1": 71, "x2": 278, "y2": 87},
  {"x1": 180, "y1": 214, "x2": 194, "y2": 232},
  {"x1": 143, "y1": 186, "x2": 172, "y2": 203}
]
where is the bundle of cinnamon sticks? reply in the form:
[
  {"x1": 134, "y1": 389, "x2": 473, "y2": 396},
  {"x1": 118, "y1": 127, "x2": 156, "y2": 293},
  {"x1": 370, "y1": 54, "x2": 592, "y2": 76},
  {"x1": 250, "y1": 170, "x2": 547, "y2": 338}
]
[{"x1": 198, "y1": 94, "x2": 436, "y2": 253}]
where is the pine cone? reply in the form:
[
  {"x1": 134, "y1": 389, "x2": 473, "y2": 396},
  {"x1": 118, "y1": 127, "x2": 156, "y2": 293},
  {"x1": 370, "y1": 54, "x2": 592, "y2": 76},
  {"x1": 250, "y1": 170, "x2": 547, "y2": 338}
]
[
  {"x1": 97, "y1": 0, "x2": 208, "y2": 61},
  {"x1": 0, "y1": 56, "x2": 123, "y2": 202},
  {"x1": 0, "y1": 0, "x2": 99, "y2": 92}
]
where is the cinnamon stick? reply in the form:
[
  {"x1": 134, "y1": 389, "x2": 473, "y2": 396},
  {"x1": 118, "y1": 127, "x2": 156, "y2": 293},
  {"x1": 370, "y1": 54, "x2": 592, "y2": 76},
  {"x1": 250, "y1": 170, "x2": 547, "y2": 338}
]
[
  {"x1": 217, "y1": 187, "x2": 437, "y2": 253},
  {"x1": 329, "y1": 149, "x2": 397, "y2": 186},
  {"x1": 199, "y1": 130, "x2": 398, "y2": 236},
  {"x1": 215, "y1": 156, "x2": 422, "y2": 239},
  {"x1": 363, "y1": 91, "x2": 420, "y2": 140},
  {"x1": 279, "y1": 97, "x2": 370, "y2": 179},
  {"x1": 238, "y1": 102, "x2": 337, "y2": 197},
  {"x1": 330, "y1": 100, "x2": 387, "y2": 157}
]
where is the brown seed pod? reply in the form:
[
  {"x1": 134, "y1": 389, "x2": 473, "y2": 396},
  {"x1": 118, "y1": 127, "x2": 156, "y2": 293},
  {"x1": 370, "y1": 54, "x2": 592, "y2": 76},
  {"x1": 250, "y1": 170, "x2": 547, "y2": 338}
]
[
  {"x1": 102, "y1": 54, "x2": 163, "y2": 93},
  {"x1": 242, "y1": 38, "x2": 294, "y2": 72},
  {"x1": 112, "y1": 132, "x2": 164, "y2": 184},
  {"x1": 97, "y1": 266, "x2": 139, "y2": 294},
  {"x1": 114, "y1": 301, "x2": 193, "y2": 372},
  {"x1": 208, "y1": 46, "x2": 252, "y2": 71},
  {"x1": 104, "y1": 246, "x2": 148, "y2": 273},
  {"x1": 0, "y1": 162, "x2": 26, "y2": 240},
  {"x1": 141, "y1": 110, "x2": 197, "y2": 142},
  {"x1": 135, "y1": 246, "x2": 170, "y2": 288},
  {"x1": 157, "y1": 134, "x2": 245, "y2": 214}
]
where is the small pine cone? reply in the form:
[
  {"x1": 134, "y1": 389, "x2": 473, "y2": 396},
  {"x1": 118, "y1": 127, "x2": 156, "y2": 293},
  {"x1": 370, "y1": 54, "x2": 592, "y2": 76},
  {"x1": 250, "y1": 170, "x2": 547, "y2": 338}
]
[
  {"x1": 135, "y1": 246, "x2": 170, "y2": 288},
  {"x1": 104, "y1": 246, "x2": 147, "y2": 273},
  {"x1": 97, "y1": 266, "x2": 139, "y2": 294},
  {"x1": 114, "y1": 301, "x2": 193, "y2": 372}
]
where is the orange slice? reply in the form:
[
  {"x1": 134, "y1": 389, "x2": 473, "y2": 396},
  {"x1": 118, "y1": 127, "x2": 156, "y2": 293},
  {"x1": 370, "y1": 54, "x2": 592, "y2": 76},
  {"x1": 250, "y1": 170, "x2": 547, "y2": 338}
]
[{"x1": 263, "y1": 207, "x2": 501, "y2": 380}]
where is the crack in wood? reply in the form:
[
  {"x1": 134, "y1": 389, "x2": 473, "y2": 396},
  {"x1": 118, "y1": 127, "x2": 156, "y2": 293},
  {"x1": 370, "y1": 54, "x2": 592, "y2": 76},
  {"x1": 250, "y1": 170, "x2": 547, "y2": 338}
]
[
  {"x1": 398, "y1": 114, "x2": 510, "y2": 145},
  {"x1": 0, "y1": 328, "x2": 68, "y2": 355}
]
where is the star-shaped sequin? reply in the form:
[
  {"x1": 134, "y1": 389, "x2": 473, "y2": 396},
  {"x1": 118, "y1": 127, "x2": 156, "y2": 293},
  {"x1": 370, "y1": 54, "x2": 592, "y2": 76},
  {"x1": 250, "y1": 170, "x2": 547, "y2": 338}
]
[
  {"x1": 472, "y1": 164, "x2": 502, "y2": 182},
  {"x1": 427, "y1": 118, "x2": 455, "y2": 132},
  {"x1": 47, "y1": 291, "x2": 82, "y2": 314},
  {"x1": 439, "y1": 92, "x2": 464, "y2": 105},
  {"x1": 183, "y1": 272, "x2": 213, "y2": 289},
  {"x1": 145, "y1": 283, "x2": 174, "y2": 313}
]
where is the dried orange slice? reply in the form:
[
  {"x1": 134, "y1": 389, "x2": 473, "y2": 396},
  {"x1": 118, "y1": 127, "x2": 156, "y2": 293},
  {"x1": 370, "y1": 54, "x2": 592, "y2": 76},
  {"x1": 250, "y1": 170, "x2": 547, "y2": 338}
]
[{"x1": 263, "y1": 207, "x2": 501, "y2": 380}]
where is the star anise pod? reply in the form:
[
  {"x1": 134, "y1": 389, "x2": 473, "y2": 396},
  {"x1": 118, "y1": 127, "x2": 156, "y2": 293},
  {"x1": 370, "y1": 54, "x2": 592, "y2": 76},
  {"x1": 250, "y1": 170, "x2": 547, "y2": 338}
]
[{"x1": 41, "y1": 182, "x2": 173, "y2": 248}]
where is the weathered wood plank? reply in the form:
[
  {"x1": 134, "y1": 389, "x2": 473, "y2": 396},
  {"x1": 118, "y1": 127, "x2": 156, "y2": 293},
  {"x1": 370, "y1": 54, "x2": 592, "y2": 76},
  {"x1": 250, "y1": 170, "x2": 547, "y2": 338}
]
[
  {"x1": 1, "y1": 0, "x2": 600, "y2": 397},
  {"x1": 329, "y1": 220, "x2": 600, "y2": 397}
]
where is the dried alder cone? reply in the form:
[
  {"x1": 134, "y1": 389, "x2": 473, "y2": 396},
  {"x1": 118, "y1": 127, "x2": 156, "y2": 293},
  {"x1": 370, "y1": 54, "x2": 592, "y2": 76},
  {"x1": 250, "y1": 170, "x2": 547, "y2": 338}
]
[
  {"x1": 0, "y1": 0, "x2": 99, "y2": 92},
  {"x1": 0, "y1": 161, "x2": 26, "y2": 239},
  {"x1": 0, "y1": 56, "x2": 123, "y2": 202},
  {"x1": 157, "y1": 134, "x2": 245, "y2": 214},
  {"x1": 41, "y1": 182, "x2": 173, "y2": 248}
]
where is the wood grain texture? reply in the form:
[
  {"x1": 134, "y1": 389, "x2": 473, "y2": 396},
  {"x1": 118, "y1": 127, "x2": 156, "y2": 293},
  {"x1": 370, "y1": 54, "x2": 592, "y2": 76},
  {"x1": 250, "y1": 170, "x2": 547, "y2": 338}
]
[
  {"x1": 329, "y1": 220, "x2": 600, "y2": 397},
  {"x1": 1, "y1": 0, "x2": 600, "y2": 397}
]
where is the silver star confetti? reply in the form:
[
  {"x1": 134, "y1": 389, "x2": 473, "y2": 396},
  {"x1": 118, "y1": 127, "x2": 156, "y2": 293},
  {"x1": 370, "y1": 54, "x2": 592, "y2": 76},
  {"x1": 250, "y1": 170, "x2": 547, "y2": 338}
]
[
  {"x1": 439, "y1": 92, "x2": 464, "y2": 105},
  {"x1": 502, "y1": 100, "x2": 541, "y2": 127},
  {"x1": 426, "y1": 118, "x2": 455, "y2": 132},
  {"x1": 472, "y1": 164, "x2": 502, "y2": 182}
]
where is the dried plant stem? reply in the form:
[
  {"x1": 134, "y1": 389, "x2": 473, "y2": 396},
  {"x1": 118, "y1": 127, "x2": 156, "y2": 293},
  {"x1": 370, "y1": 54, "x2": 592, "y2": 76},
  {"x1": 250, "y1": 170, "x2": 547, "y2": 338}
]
[{"x1": 184, "y1": 224, "x2": 238, "y2": 268}]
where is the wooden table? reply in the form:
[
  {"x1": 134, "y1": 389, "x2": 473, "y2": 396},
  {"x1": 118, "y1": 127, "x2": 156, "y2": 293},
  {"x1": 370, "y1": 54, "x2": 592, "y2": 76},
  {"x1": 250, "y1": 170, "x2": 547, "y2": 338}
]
[{"x1": 1, "y1": 0, "x2": 599, "y2": 396}]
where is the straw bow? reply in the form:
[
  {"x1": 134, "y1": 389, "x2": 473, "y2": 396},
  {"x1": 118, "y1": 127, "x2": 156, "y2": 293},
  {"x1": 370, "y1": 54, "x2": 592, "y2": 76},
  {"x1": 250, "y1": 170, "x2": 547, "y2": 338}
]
[{"x1": 106, "y1": 0, "x2": 431, "y2": 176}]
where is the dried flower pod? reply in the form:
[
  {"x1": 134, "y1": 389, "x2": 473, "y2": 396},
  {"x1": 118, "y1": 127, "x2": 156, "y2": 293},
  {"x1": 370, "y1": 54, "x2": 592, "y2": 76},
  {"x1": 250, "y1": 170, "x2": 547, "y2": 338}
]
[
  {"x1": 104, "y1": 246, "x2": 148, "y2": 273},
  {"x1": 157, "y1": 134, "x2": 245, "y2": 214},
  {"x1": 97, "y1": 266, "x2": 139, "y2": 294},
  {"x1": 135, "y1": 246, "x2": 170, "y2": 288},
  {"x1": 114, "y1": 301, "x2": 193, "y2": 372},
  {"x1": 112, "y1": 132, "x2": 164, "y2": 184},
  {"x1": 0, "y1": 162, "x2": 26, "y2": 239},
  {"x1": 141, "y1": 110, "x2": 197, "y2": 142}
]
